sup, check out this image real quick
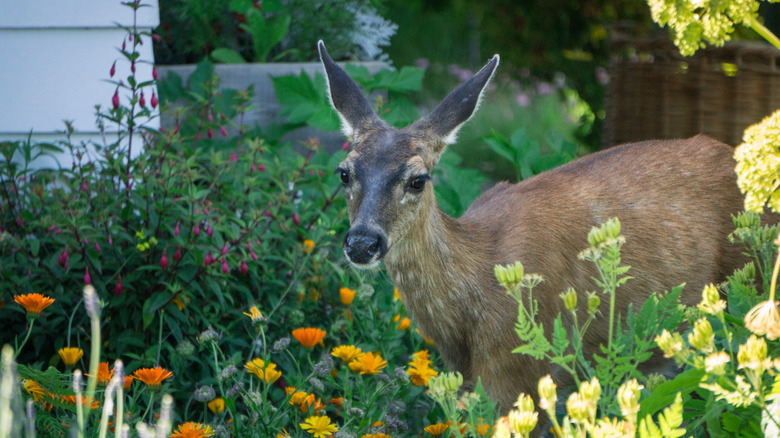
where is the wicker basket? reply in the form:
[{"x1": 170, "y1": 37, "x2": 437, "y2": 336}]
[{"x1": 604, "y1": 37, "x2": 780, "y2": 147}]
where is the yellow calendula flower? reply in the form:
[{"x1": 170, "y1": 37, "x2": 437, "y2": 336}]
[
  {"x1": 407, "y1": 362, "x2": 438, "y2": 387},
  {"x1": 349, "y1": 352, "x2": 387, "y2": 375},
  {"x1": 292, "y1": 327, "x2": 327, "y2": 348},
  {"x1": 244, "y1": 358, "x2": 282, "y2": 384},
  {"x1": 735, "y1": 110, "x2": 780, "y2": 213},
  {"x1": 243, "y1": 306, "x2": 265, "y2": 324},
  {"x1": 14, "y1": 293, "x2": 55, "y2": 317},
  {"x1": 331, "y1": 345, "x2": 364, "y2": 363},
  {"x1": 339, "y1": 287, "x2": 356, "y2": 306},
  {"x1": 424, "y1": 422, "x2": 450, "y2": 436},
  {"x1": 207, "y1": 397, "x2": 225, "y2": 414},
  {"x1": 396, "y1": 316, "x2": 411, "y2": 330},
  {"x1": 300, "y1": 415, "x2": 338, "y2": 438},
  {"x1": 170, "y1": 422, "x2": 215, "y2": 438},
  {"x1": 303, "y1": 239, "x2": 315, "y2": 254},
  {"x1": 23, "y1": 379, "x2": 49, "y2": 403},
  {"x1": 58, "y1": 347, "x2": 84, "y2": 366}
]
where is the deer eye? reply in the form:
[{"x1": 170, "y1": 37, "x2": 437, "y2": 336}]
[
  {"x1": 408, "y1": 175, "x2": 429, "y2": 192},
  {"x1": 336, "y1": 168, "x2": 350, "y2": 185}
]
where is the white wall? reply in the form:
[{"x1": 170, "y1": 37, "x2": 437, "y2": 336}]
[{"x1": 0, "y1": 1, "x2": 159, "y2": 168}]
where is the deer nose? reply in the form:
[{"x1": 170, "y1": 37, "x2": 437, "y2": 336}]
[{"x1": 343, "y1": 226, "x2": 386, "y2": 265}]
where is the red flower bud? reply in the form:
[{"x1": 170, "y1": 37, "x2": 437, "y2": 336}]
[
  {"x1": 230, "y1": 151, "x2": 238, "y2": 162},
  {"x1": 108, "y1": 235, "x2": 113, "y2": 246},
  {"x1": 265, "y1": 210, "x2": 272, "y2": 218},
  {"x1": 122, "y1": 40, "x2": 126, "y2": 51},
  {"x1": 208, "y1": 112, "x2": 213, "y2": 123},
  {"x1": 58, "y1": 248, "x2": 66, "y2": 267},
  {"x1": 152, "y1": 33, "x2": 161, "y2": 42},
  {"x1": 84, "y1": 267, "x2": 91, "y2": 285},
  {"x1": 222, "y1": 243, "x2": 228, "y2": 256},
  {"x1": 207, "y1": 225, "x2": 213, "y2": 237},
  {"x1": 221, "y1": 259, "x2": 228, "y2": 274},
  {"x1": 248, "y1": 241, "x2": 253, "y2": 250},
  {"x1": 131, "y1": 62, "x2": 136, "y2": 73},
  {"x1": 293, "y1": 213, "x2": 300, "y2": 226},
  {"x1": 204, "y1": 252, "x2": 213, "y2": 266},
  {"x1": 193, "y1": 224, "x2": 200, "y2": 236},
  {"x1": 174, "y1": 246, "x2": 181, "y2": 262},
  {"x1": 174, "y1": 222, "x2": 180, "y2": 236},
  {"x1": 240, "y1": 260, "x2": 248, "y2": 275},
  {"x1": 250, "y1": 250, "x2": 258, "y2": 261},
  {"x1": 152, "y1": 65, "x2": 158, "y2": 79},
  {"x1": 195, "y1": 207, "x2": 199, "y2": 215},
  {"x1": 160, "y1": 251, "x2": 169, "y2": 269},
  {"x1": 220, "y1": 126, "x2": 228, "y2": 137},
  {"x1": 112, "y1": 89, "x2": 120, "y2": 110},
  {"x1": 207, "y1": 127, "x2": 213, "y2": 139},
  {"x1": 95, "y1": 242, "x2": 101, "y2": 254},
  {"x1": 258, "y1": 163, "x2": 266, "y2": 172},
  {"x1": 139, "y1": 91, "x2": 146, "y2": 108},
  {"x1": 110, "y1": 61, "x2": 116, "y2": 78},
  {"x1": 342, "y1": 141, "x2": 350, "y2": 151},
  {"x1": 115, "y1": 276, "x2": 123, "y2": 297},
  {"x1": 150, "y1": 91, "x2": 158, "y2": 109},
  {"x1": 251, "y1": 164, "x2": 256, "y2": 172}
]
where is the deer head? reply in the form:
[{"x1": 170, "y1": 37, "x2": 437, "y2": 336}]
[{"x1": 318, "y1": 41, "x2": 499, "y2": 268}]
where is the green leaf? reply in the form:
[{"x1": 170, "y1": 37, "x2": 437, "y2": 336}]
[
  {"x1": 227, "y1": 0, "x2": 252, "y2": 12},
  {"x1": 551, "y1": 315, "x2": 570, "y2": 355},
  {"x1": 373, "y1": 66, "x2": 425, "y2": 92},
  {"x1": 189, "y1": 59, "x2": 215, "y2": 97},
  {"x1": 638, "y1": 368, "x2": 704, "y2": 420},
  {"x1": 210, "y1": 48, "x2": 247, "y2": 64},
  {"x1": 246, "y1": 9, "x2": 290, "y2": 62}
]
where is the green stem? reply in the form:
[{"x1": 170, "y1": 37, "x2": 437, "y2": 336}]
[
  {"x1": 747, "y1": 17, "x2": 780, "y2": 52},
  {"x1": 14, "y1": 319, "x2": 35, "y2": 359},
  {"x1": 84, "y1": 315, "x2": 101, "y2": 420},
  {"x1": 768, "y1": 249, "x2": 780, "y2": 303},
  {"x1": 142, "y1": 391, "x2": 155, "y2": 423},
  {"x1": 156, "y1": 310, "x2": 164, "y2": 365}
]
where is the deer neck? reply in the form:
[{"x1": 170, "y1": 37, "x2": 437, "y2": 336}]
[{"x1": 384, "y1": 191, "x2": 491, "y2": 345}]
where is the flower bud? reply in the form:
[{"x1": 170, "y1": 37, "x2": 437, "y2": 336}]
[
  {"x1": 221, "y1": 126, "x2": 229, "y2": 137},
  {"x1": 587, "y1": 226, "x2": 607, "y2": 248},
  {"x1": 84, "y1": 267, "x2": 91, "y2": 285},
  {"x1": 139, "y1": 91, "x2": 146, "y2": 108},
  {"x1": 160, "y1": 251, "x2": 169, "y2": 269},
  {"x1": 152, "y1": 65, "x2": 158, "y2": 79},
  {"x1": 95, "y1": 242, "x2": 101, "y2": 254},
  {"x1": 560, "y1": 287, "x2": 577, "y2": 311},
  {"x1": 174, "y1": 222, "x2": 180, "y2": 236},
  {"x1": 207, "y1": 225, "x2": 213, "y2": 237},
  {"x1": 150, "y1": 91, "x2": 158, "y2": 109},
  {"x1": 655, "y1": 330, "x2": 684, "y2": 359},
  {"x1": 240, "y1": 260, "x2": 248, "y2": 275},
  {"x1": 250, "y1": 250, "x2": 258, "y2": 261},
  {"x1": 193, "y1": 223, "x2": 200, "y2": 236},
  {"x1": 110, "y1": 61, "x2": 116, "y2": 77},
  {"x1": 603, "y1": 217, "x2": 621, "y2": 239},
  {"x1": 221, "y1": 259, "x2": 228, "y2": 274},
  {"x1": 698, "y1": 283, "x2": 726, "y2": 315},
  {"x1": 222, "y1": 243, "x2": 228, "y2": 256},
  {"x1": 537, "y1": 375, "x2": 557, "y2": 411},
  {"x1": 174, "y1": 246, "x2": 181, "y2": 262},
  {"x1": 617, "y1": 379, "x2": 643, "y2": 422},
  {"x1": 514, "y1": 393, "x2": 535, "y2": 413},
  {"x1": 738, "y1": 334, "x2": 768, "y2": 372},
  {"x1": 230, "y1": 151, "x2": 237, "y2": 162},
  {"x1": 508, "y1": 409, "x2": 538, "y2": 435},
  {"x1": 204, "y1": 252, "x2": 213, "y2": 266},
  {"x1": 688, "y1": 318, "x2": 714, "y2": 352},
  {"x1": 587, "y1": 291, "x2": 600, "y2": 315},
  {"x1": 114, "y1": 276, "x2": 123, "y2": 297},
  {"x1": 207, "y1": 127, "x2": 213, "y2": 138},
  {"x1": 342, "y1": 141, "x2": 350, "y2": 151},
  {"x1": 566, "y1": 392, "x2": 589, "y2": 423},
  {"x1": 112, "y1": 89, "x2": 120, "y2": 110},
  {"x1": 293, "y1": 213, "x2": 300, "y2": 226}
]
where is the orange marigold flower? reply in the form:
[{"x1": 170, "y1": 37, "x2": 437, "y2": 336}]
[
  {"x1": 61, "y1": 394, "x2": 100, "y2": 409},
  {"x1": 331, "y1": 345, "x2": 364, "y2": 363},
  {"x1": 23, "y1": 379, "x2": 49, "y2": 403},
  {"x1": 58, "y1": 347, "x2": 84, "y2": 367},
  {"x1": 86, "y1": 362, "x2": 114, "y2": 385},
  {"x1": 393, "y1": 287, "x2": 402, "y2": 302},
  {"x1": 243, "y1": 306, "x2": 265, "y2": 323},
  {"x1": 475, "y1": 419, "x2": 490, "y2": 436},
  {"x1": 407, "y1": 362, "x2": 438, "y2": 387},
  {"x1": 292, "y1": 327, "x2": 326, "y2": 348},
  {"x1": 170, "y1": 422, "x2": 215, "y2": 438},
  {"x1": 207, "y1": 397, "x2": 225, "y2": 414},
  {"x1": 424, "y1": 422, "x2": 450, "y2": 436},
  {"x1": 339, "y1": 287, "x2": 356, "y2": 306},
  {"x1": 277, "y1": 429, "x2": 292, "y2": 438},
  {"x1": 14, "y1": 293, "x2": 55, "y2": 316},
  {"x1": 303, "y1": 239, "x2": 315, "y2": 254},
  {"x1": 397, "y1": 317, "x2": 411, "y2": 330},
  {"x1": 122, "y1": 376, "x2": 134, "y2": 390},
  {"x1": 300, "y1": 414, "x2": 338, "y2": 438},
  {"x1": 349, "y1": 352, "x2": 387, "y2": 375},
  {"x1": 132, "y1": 366, "x2": 173, "y2": 387}
]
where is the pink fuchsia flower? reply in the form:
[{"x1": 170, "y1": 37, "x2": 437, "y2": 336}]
[
  {"x1": 222, "y1": 259, "x2": 229, "y2": 274},
  {"x1": 293, "y1": 213, "x2": 300, "y2": 226},
  {"x1": 115, "y1": 276, "x2": 123, "y2": 297},
  {"x1": 139, "y1": 91, "x2": 146, "y2": 108},
  {"x1": 342, "y1": 141, "x2": 350, "y2": 151},
  {"x1": 193, "y1": 224, "x2": 200, "y2": 236},
  {"x1": 152, "y1": 65, "x2": 158, "y2": 79},
  {"x1": 221, "y1": 126, "x2": 228, "y2": 137},
  {"x1": 230, "y1": 151, "x2": 238, "y2": 162},
  {"x1": 150, "y1": 91, "x2": 158, "y2": 109},
  {"x1": 95, "y1": 242, "x2": 101, "y2": 254},
  {"x1": 84, "y1": 268, "x2": 91, "y2": 285},
  {"x1": 110, "y1": 61, "x2": 116, "y2": 77},
  {"x1": 207, "y1": 225, "x2": 213, "y2": 237},
  {"x1": 174, "y1": 222, "x2": 180, "y2": 236},
  {"x1": 204, "y1": 252, "x2": 214, "y2": 266},
  {"x1": 250, "y1": 250, "x2": 258, "y2": 261},
  {"x1": 258, "y1": 163, "x2": 266, "y2": 172},
  {"x1": 222, "y1": 244, "x2": 228, "y2": 256},
  {"x1": 160, "y1": 251, "x2": 169, "y2": 269},
  {"x1": 240, "y1": 260, "x2": 248, "y2": 275},
  {"x1": 112, "y1": 89, "x2": 120, "y2": 110},
  {"x1": 207, "y1": 127, "x2": 213, "y2": 139},
  {"x1": 174, "y1": 246, "x2": 181, "y2": 262}
]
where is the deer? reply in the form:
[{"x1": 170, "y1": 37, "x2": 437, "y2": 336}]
[{"x1": 318, "y1": 41, "x2": 763, "y2": 432}]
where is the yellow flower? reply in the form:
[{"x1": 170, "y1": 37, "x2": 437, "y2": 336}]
[
  {"x1": 339, "y1": 287, "x2": 356, "y2": 306},
  {"x1": 244, "y1": 358, "x2": 282, "y2": 384},
  {"x1": 698, "y1": 284, "x2": 727, "y2": 315},
  {"x1": 58, "y1": 347, "x2": 84, "y2": 366},
  {"x1": 290, "y1": 391, "x2": 315, "y2": 411},
  {"x1": 170, "y1": 422, "x2": 215, "y2": 438},
  {"x1": 300, "y1": 415, "x2": 338, "y2": 438},
  {"x1": 393, "y1": 287, "x2": 402, "y2": 302},
  {"x1": 292, "y1": 327, "x2": 327, "y2": 348},
  {"x1": 424, "y1": 422, "x2": 450, "y2": 435},
  {"x1": 396, "y1": 317, "x2": 411, "y2": 330},
  {"x1": 207, "y1": 397, "x2": 225, "y2": 414},
  {"x1": 243, "y1": 306, "x2": 265, "y2": 323},
  {"x1": 303, "y1": 239, "x2": 315, "y2": 254},
  {"x1": 475, "y1": 420, "x2": 490, "y2": 436},
  {"x1": 171, "y1": 294, "x2": 189, "y2": 311},
  {"x1": 331, "y1": 345, "x2": 364, "y2": 363},
  {"x1": 407, "y1": 362, "x2": 438, "y2": 387},
  {"x1": 349, "y1": 352, "x2": 387, "y2": 375},
  {"x1": 23, "y1": 379, "x2": 49, "y2": 403},
  {"x1": 14, "y1": 293, "x2": 55, "y2": 316},
  {"x1": 362, "y1": 434, "x2": 391, "y2": 438},
  {"x1": 745, "y1": 300, "x2": 780, "y2": 340},
  {"x1": 132, "y1": 366, "x2": 174, "y2": 387},
  {"x1": 735, "y1": 110, "x2": 780, "y2": 213},
  {"x1": 277, "y1": 429, "x2": 292, "y2": 438}
]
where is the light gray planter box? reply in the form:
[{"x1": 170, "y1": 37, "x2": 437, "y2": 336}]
[{"x1": 158, "y1": 62, "x2": 387, "y2": 150}]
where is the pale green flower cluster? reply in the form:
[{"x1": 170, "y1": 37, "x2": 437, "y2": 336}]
[
  {"x1": 735, "y1": 110, "x2": 780, "y2": 213},
  {"x1": 647, "y1": 0, "x2": 762, "y2": 55}
]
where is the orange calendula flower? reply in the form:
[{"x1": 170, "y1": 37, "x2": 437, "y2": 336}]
[
  {"x1": 61, "y1": 395, "x2": 100, "y2": 409},
  {"x1": 14, "y1": 293, "x2": 55, "y2": 316},
  {"x1": 300, "y1": 415, "x2": 338, "y2": 438},
  {"x1": 292, "y1": 327, "x2": 326, "y2": 348},
  {"x1": 58, "y1": 347, "x2": 84, "y2": 366},
  {"x1": 290, "y1": 391, "x2": 316, "y2": 412},
  {"x1": 171, "y1": 295, "x2": 189, "y2": 311},
  {"x1": 397, "y1": 317, "x2": 411, "y2": 330},
  {"x1": 339, "y1": 287, "x2": 356, "y2": 306},
  {"x1": 475, "y1": 419, "x2": 490, "y2": 436},
  {"x1": 243, "y1": 306, "x2": 265, "y2": 323},
  {"x1": 86, "y1": 362, "x2": 114, "y2": 385},
  {"x1": 349, "y1": 352, "x2": 387, "y2": 375},
  {"x1": 170, "y1": 422, "x2": 215, "y2": 438},
  {"x1": 303, "y1": 239, "x2": 315, "y2": 254},
  {"x1": 207, "y1": 397, "x2": 225, "y2": 414},
  {"x1": 23, "y1": 379, "x2": 49, "y2": 403},
  {"x1": 407, "y1": 362, "x2": 438, "y2": 387},
  {"x1": 122, "y1": 375, "x2": 134, "y2": 390},
  {"x1": 331, "y1": 345, "x2": 364, "y2": 363},
  {"x1": 133, "y1": 366, "x2": 173, "y2": 387},
  {"x1": 424, "y1": 422, "x2": 450, "y2": 435},
  {"x1": 363, "y1": 434, "x2": 391, "y2": 438}
]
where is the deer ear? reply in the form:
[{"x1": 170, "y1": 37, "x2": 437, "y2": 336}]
[
  {"x1": 318, "y1": 41, "x2": 382, "y2": 139},
  {"x1": 414, "y1": 55, "x2": 499, "y2": 150}
]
